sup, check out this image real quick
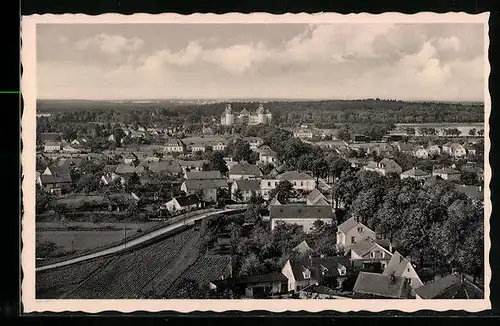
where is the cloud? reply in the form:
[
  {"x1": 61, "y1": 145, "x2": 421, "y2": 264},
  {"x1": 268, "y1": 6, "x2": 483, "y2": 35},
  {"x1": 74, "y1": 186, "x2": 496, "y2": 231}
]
[
  {"x1": 437, "y1": 36, "x2": 461, "y2": 52},
  {"x1": 38, "y1": 24, "x2": 485, "y2": 101},
  {"x1": 75, "y1": 33, "x2": 144, "y2": 55}
]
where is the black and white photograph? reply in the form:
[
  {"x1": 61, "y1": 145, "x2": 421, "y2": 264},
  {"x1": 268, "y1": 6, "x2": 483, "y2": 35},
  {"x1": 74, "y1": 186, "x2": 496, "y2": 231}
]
[{"x1": 21, "y1": 13, "x2": 490, "y2": 312}]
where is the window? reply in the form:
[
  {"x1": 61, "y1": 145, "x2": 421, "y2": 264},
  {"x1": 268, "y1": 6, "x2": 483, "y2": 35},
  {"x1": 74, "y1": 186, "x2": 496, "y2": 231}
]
[
  {"x1": 300, "y1": 182, "x2": 303, "y2": 186},
  {"x1": 268, "y1": 181, "x2": 271, "y2": 187},
  {"x1": 407, "y1": 278, "x2": 412, "y2": 285},
  {"x1": 370, "y1": 252, "x2": 376, "y2": 258},
  {"x1": 351, "y1": 236, "x2": 356, "y2": 244},
  {"x1": 357, "y1": 227, "x2": 363, "y2": 233}
]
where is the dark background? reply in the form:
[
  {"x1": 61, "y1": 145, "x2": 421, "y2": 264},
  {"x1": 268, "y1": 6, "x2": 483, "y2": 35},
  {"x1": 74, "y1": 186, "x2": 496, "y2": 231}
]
[{"x1": 4, "y1": 0, "x2": 500, "y2": 324}]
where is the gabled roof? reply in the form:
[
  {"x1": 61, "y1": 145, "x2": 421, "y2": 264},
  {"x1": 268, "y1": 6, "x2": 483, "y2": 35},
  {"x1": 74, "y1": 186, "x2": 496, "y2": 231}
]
[
  {"x1": 40, "y1": 132, "x2": 61, "y2": 143},
  {"x1": 186, "y1": 170, "x2": 223, "y2": 180},
  {"x1": 234, "y1": 179, "x2": 261, "y2": 191},
  {"x1": 270, "y1": 204, "x2": 333, "y2": 220},
  {"x1": 306, "y1": 189, "x2": 326, "y2": 203},
  {"x1": 229, "y1": 163, "x2": 262, "y2": 176},
  {"x1": 450, "y1": 143, "x2": 465, "y2": 151},
  {"x1": 353, "y1": 272, "x2": 412, "y2": 299},
  {"x1": 174, "y1": 194, "x2": 200, "y2": 207},
  {"x1": 289, "y1": 256, "x2": 351, "y2": 282},
  {"x1": 292, "y1": 240, "x2": 313, "y2": 254},
  {"x1": 379, "y1": 158, "x2": 402, "y2": 171},
  {"x1": 401, "y1": 167, "x2": 431, "y2": 177},
  {"x1": 349, "y1": 236, "x2": 392, "y2": 259},
  {"x1": 382, "y1": 251, "x2": 413, "y2": 276},
  {"x1": 277, "y1": 171, "x2": 314, "y2": 181},
  {"x1": 268, "y1": 195, "x2": 283, "y2": 206},
  {"x1": 414, "y1": 274, "x2": 484, "y2": 299},
  {"x1": 337, "y1": 217, "x2": 373, "y2": 235},
  {"x1": 45, "y1": 141, "x2": 62, "y2": 147},
  {"x1": 311, "y1": 197, "x2": 330, "y2": 206},
  {"x1": 183, "y1": 179, "x2": 228, "y2": 190}
]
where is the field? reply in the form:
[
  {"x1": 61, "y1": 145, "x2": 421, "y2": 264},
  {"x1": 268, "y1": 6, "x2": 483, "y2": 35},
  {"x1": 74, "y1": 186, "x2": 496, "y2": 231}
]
[
  {"x1": 164, "y1": 255, "x2": 232, "y2": 298},
  {"x1": 36, "y1": 222, "x2": 155, "y2": 254},
  {"x1": 43, "y1": 227, "x2": 200, "y2": 299},
  {"x1": 36, "y1": 257, "x2": 113, "y2": 299}
]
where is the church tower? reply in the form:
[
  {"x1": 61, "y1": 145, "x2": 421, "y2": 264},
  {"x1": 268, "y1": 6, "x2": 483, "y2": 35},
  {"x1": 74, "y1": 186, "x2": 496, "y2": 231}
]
[
  {"x1": 256, "y1": 103, "x2": 266, "y2": 124},
  {"x1": 224, "y1": 103, "x2": 234, "y2": 126}
]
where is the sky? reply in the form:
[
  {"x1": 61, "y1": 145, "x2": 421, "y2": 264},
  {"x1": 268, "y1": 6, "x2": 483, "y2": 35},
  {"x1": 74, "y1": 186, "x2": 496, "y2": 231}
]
[{"x1": 36, "y1": 23, "x2": 486, "y2": 101}]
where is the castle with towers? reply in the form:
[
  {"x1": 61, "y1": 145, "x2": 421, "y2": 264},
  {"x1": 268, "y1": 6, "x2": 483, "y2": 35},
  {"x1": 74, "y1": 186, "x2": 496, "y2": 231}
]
[{"x1": 220, "y1": 103, "x2": 272, "y2": 126}]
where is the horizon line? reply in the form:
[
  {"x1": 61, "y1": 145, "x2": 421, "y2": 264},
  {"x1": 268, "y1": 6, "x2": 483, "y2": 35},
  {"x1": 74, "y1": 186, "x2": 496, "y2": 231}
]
[{"x1": 36, "y1": 98, "x2": 485, "y2": 104}]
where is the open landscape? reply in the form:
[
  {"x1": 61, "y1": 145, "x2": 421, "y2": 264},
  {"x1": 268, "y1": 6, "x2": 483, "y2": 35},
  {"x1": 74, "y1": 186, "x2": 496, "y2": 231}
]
[{"x1": 32, "y1": 20, "x2": 487, "y2": 303}]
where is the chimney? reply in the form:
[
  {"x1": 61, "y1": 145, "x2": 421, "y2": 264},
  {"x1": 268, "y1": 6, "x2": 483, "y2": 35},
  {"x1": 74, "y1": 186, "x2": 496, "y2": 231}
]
[{"x1": 389, "y1": 241, "x2": 393, "y2": 253}]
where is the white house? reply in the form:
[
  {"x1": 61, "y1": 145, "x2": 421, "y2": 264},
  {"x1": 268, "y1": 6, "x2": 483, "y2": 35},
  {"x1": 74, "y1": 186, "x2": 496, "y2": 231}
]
[
  {"x1": 413, "y1": 146, "x2": 429, "y2": 159},
  {"x1": 100, "y1": 172, "x2": 125, "y2": 186},
  {"x1": 191, "y1": 145, "x2": 206, "y2": 153},
  {"x1": 382, "y1": 251, "x2": 423, "y2": 290},
  {"x1": 44, "y1": 141, "x2": 62, "y2": 153},
  {"x1": 349, "y1": 236, "x2": 394, "y2": 271},
  {"x1": 161, "y1": 194, "x2": 201, "y2": 214},
  {"x1": 231, "y1": 179, "x2": 261, "y2": 202},
  {"x1": 281, "y1": 256, "x2": 350, "y2": 293},
  {"x1": 261, "y1": 171, "x2": 316, "y2": 200},
  {"x1": 293, "y1": 128, "x2": 314, "y2": 140},
  {"x1": 213, "y1": 141, "x2": 227, "y2": 151},
  {"x1": 336, "y1": 217, "x2": 376, "y2": 248},
  {"x1": 364, "y1": 158, "x2": 403, "y2": 177},
  {"x1": 426, "y1": 144, "x2": 441, "y2": 156},
  {"x1": 258, "y1": 149, "x2": 278, "y2": 166},
  {"x1": 450, "y1": 143, "x2": 467, "y2": 158},
  {"x1": 432, "y1": 168, "x2": 461, "y2": 181},
  {"x1": 270, "y1": 204, "x2": 333, "y2": 233},
  {"x1": 244, "y1": 137, "x2": 264, "y2": 151},
  {"x1": 164, "y1": 139, "x2": 186, "y2": 154},
  {"x1": 400, "y1": 167, "x2": 431, "y2": 181}
]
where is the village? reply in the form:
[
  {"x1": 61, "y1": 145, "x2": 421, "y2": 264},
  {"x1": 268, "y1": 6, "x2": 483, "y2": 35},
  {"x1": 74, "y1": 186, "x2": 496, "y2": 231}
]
[{"x1": 35, "y1": 101, "x2": 485, "y2": 300}]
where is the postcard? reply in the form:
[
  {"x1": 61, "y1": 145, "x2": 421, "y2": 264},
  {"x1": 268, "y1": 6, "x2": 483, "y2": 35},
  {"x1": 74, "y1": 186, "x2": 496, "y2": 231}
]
[{"x1": 21, "y1": 12, "x2": 491, "y2": 313}]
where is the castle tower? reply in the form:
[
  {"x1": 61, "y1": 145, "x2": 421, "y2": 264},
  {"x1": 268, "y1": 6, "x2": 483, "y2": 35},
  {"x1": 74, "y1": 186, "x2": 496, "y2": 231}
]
[
  {"x1": 256, "y1": 103, "x2": 266, "y2": 124},
  {"x1": 224, "y1": 103, "x2": 234, "y2": 126}
]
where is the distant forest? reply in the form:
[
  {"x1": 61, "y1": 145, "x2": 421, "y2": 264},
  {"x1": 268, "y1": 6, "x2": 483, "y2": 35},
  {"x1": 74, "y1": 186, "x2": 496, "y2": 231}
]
[{"x1": 37, "y1": 99, "x2": 484, "y2": 128}]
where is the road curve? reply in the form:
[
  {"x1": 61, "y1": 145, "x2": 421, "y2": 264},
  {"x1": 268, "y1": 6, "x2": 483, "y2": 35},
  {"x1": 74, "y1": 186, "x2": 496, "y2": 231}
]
[{"x1": 36, "y1": 208, "x2": 243, "y2": 273}]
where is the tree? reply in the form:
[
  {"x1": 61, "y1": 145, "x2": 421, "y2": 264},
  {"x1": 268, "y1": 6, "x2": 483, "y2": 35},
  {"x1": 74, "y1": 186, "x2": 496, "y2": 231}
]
[
  {"x1": 312, "y1": 158, "x2": 329, "y2": 187},
  {"x1": 238, "y1": 253, "x2": 262, "y2": 277},
  {"x1": 469, "y1": 128, "x2": 477, "y2": 137},
  {"x1": 204, "y1": 151, "x2": 228, "y2": 175},
  {"x1": 126, "y1": 172, "x2": 141, "y2": 192},
  {"x1": 478, "y1": 129, "x2": 484, "y2": 137},
  {"x1": 230, "y1": 139, "x2": 252, "y2": 163},
  {"x1": 460, "y1": 171, "x2": 478, "y2": 185},
  {"x1": 233, "y1": 188, "x2": 244, "y2": 203},
  {"x1": 337, "y1": 129, "x2": 351, "y2": 141},
  {"x1": 268, "y1": 180, "x2": 294, "y2": 203}
]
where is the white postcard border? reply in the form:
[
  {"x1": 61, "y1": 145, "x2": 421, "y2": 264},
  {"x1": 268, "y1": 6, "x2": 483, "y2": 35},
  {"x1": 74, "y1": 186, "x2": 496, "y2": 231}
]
[{"x1": 21, "y1": 12, "x2": 492, "y2": 313}]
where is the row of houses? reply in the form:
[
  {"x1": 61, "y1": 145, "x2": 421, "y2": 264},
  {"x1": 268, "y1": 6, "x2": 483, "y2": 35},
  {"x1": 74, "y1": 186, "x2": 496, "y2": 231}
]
[{"x1": 208, "y1": 232, "x2": 484, "y2": 299}]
